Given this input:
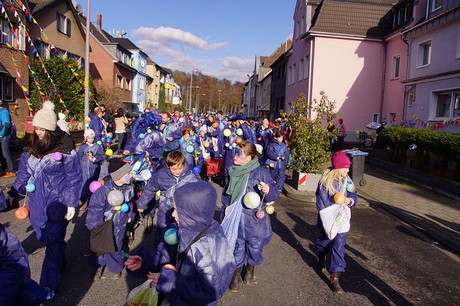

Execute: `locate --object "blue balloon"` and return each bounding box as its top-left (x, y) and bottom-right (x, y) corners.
top-left (192, 166), bottom-right (201, 175)
top-left (26, 183), bottom-right (36, 193)
top-left (120, 203), bottom-right (129, 213)
top-left (139, 133), bottom-right (145, 139)
top-left (106, 138), bottom-right (112, 144)
top-left (186, 145), bottom-right (194, 153)
top-left (164, 228), bottom-right (178, 245)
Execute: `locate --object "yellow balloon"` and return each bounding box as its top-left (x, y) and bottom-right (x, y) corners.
top-left (203, 141), bottom-right (210, 148)
top-left (114, 205), bottom-right (121, 211)
top-left (156, 190), bottom-right (161, 197)
top-left (105, 148), bottom-right (113, 156)
top-left (223, 129), bottom-right (231, 137)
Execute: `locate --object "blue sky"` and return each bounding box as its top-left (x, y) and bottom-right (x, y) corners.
top-left (77, 0), bottom-right (295, 83)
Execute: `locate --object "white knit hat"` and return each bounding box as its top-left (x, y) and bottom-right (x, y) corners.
top-left (33, 101), bottom-right (57, 131)
top-left (84, 128), bottom-right (95, 139)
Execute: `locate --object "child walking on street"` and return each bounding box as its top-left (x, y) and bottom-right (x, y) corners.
top-left (125, 180), bottom-right (236, 305)
top-left (265, 129), bottom-right (290, 193)
top-left (134, 151), bottom-right (199, 272)
top-left (77, 129), bottom-right (105, 211)
top-left (315, 151), bottom-right (358, 293)
top-left (85, 158), bottom-right (134, 280)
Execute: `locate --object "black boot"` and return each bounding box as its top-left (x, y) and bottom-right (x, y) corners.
top-left (330, 272), bottom-right (344, 294)
top-left (243, 264), bottom-right (255, 284)
top-left (229, 266), bottom-right (243, 292)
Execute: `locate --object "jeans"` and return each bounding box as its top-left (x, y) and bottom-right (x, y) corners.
top-left (0, 136), bottom-right (14, 172)
top-left (116, 132), bottom-right (126, 153)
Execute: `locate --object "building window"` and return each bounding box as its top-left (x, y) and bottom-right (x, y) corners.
top-left (305, 55), bottom-right (310, 79)
top-left (435, 90), bottom-right (460, 118)
top-left (432, 0), bottom-right (442, 12)
top-left (293, 63), bottom-right (296, 83)
top-left (1, 77), bottom-right (14, 101)
top-left (116, 75), bottom-right (124, 89)
top-left (18, 24), bottom-right (26, 51)
top-left (417, 40), bottom-right (431, 67)
top-left (126, 78), bottom-right (132, 91)
top-left (299, 58), bottom-right (304, 81)
top-left (56, 12), bottom-right (71, 36)
top-left (0, 18), bottom-right (12, 44)
top-left (139, 78), bottom-right (145, 90)
top-left (394, 3), bottom-right (413, 27)
top-left (288, 66), bottom-right (292, 85)
top-left (457, 29), bottom-right (460, 59)
top-left (372, 113), bottom-right (380, 123)
top-left (392, 56), bottom-right (400, 79)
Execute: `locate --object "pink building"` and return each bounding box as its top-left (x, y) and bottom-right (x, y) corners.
top-left (285, 0), bottom-right (460, 134)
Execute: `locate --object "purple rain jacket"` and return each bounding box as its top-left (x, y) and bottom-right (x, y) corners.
top-left (12, 150), bottom-right (82, 240)
top-left (221, 166), bottom-right (279, 264)
top-left (88, 112), bottom-right (106, 142)
top-left (124, 130), bottom-right (165, 160)
top-left (77, 143), bottom-right (106, 202)
top-left (156, 181), bottom-right (236, 305)
top-left (0, 224), bottom-right (54, 306)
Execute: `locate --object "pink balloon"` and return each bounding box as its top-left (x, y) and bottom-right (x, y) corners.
top-left (89, 181), bottom-right (102, 193)
top-left (53, 152), bottom-right (63, 161)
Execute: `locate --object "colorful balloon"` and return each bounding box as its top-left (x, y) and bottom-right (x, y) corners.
top-left (223, 129), bottom-right (231, 137)
top-left (203, 141), bottom-right (210, 148)
top-left (89, 181), bottom-right (102, 193)
top-left (164, 228), bottom-right (179, 245)
top-left (107, 190), bottom-right (124, 206)
top-left (97, 140), bottom-right (102, 145)
top-left (236, 128), bottom-right (243, 136)
top-left (120, 203), bottom-right (129, 213)
top-left (255, 209), bottom-right (265, 219)
top-left (346, 184), bottom-right (355, 192)
top-left (243, 192), bottom-right (260, 209)
top-left (139, 133), bottom-right (145, 139)
top-left (192, 166), bottom-right (201, 175)
top-left (105, 148), bottom-right (113, 156)
top-left (114, 205), bottom-right (121, 211)
top-left (186, 145), bottom-right (194, 153)
top-left (333, 192), bottom-right (346, 204)
top-left (15, 207), bottom-right (29, 220)
top-left (53, 152), bottom-right (62, 161)
top-left (265, 205), bottom-right (275, 214)
top-left (25, 183), bottom-right (36, 193)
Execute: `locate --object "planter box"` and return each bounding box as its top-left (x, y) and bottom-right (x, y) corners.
top-left (290, 171), bottom-right (321, 191)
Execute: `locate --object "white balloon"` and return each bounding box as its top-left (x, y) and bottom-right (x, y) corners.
top-left (243, 192), bottom-right (261, 209)
top-left (107, 190), bottom-right (124, 207)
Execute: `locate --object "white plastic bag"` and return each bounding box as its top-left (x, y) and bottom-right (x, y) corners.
top-left (126, 279), bottom-right (158, 304)
top-left (319, 204), bottom-right (351, 240)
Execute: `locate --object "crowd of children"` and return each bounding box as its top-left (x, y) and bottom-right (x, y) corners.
top-left (1, 102), bottom-right (358, 304)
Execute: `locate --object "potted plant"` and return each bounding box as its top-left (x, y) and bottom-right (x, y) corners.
top-left (285, 92), bottom-right (336, 190)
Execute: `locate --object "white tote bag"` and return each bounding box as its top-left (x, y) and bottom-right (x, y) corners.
top-left (319, 204), bottom-right (351, 240)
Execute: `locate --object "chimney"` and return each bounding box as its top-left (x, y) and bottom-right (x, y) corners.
top-left (96, 14), bottom-right (102, 30)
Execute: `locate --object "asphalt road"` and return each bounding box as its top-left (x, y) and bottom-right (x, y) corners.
top-left (2, 180), bottom-right (459, 306)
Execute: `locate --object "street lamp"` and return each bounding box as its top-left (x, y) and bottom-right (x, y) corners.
top-left (218, 89), bottom-right (222, 111)
top-left (196, 93), bottom-right (205, 114)
top-left (188, 69), bottom-right (198, 112)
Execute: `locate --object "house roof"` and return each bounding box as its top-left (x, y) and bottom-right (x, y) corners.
top-left (309, 0), bottom-right (395, 39)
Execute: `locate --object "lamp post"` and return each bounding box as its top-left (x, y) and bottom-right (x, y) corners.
top-left (218, 89), bottom-right (222, 111)
top-left (84, 0), bottom-right (91, 130)
top-left (189, 69), bottom-right (198, 112)
top-left (196, 93), bottom-right (205, 114)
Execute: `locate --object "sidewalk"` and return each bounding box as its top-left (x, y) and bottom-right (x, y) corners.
top-left (283, 165), bottom-right (460, 255)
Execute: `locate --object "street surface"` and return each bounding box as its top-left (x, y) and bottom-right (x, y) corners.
top-left (1, 180), bottom-right (459, 306)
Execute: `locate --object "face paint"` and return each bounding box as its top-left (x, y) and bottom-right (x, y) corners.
top-left (235, 147), bottom-right (244, 159)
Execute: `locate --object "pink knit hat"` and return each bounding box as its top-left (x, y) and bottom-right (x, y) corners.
top-left (331, 151), bottom-right (350, 169)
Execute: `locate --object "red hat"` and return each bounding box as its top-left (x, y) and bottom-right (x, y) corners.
top-left (331, 151), bottom-right (350, 169)
top-left (338, 118), bottom-right (344, 124)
